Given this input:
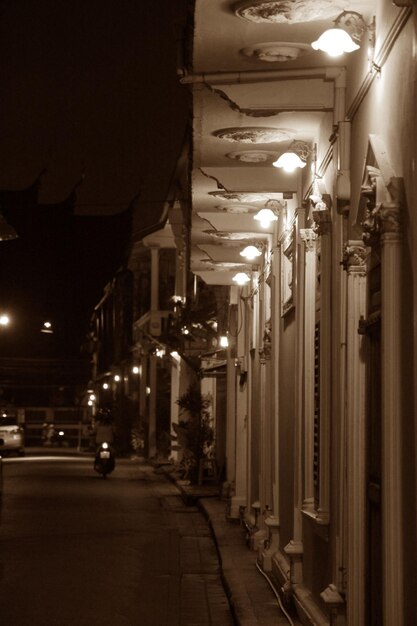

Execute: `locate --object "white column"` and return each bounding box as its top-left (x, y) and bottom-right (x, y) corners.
top-left (319, 229), bottom-right (331, 524)
top-left (284, 212), bottom-right (305, 583)
top-left (300, 228), bottom-right (317, 515)
top-left (345, 242), bottom-right (368, 626)
top-left (229, 291), bottom-right (247, 518)
top-left (362, 198), bottom-right (404, 625)
top-left (380, 203), bottom-right (403, 625)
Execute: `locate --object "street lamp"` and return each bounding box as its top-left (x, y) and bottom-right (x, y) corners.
top-left (0, 314), bottom-right (10, 326)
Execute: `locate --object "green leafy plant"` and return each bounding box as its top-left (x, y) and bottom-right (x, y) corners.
top-left (174, 382), bottom-right (214, 482)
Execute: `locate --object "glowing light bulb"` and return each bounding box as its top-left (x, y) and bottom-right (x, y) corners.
top-left (240, 245), bottom-right (262, 260)
top-left (253, 208), bottom-right (278, 228)
top-left (233, 272), bottom-right (251, 285)
top-left (273, 152), bottom-right (306, 172)
top-left (311, 28), bottom-right (359, 56)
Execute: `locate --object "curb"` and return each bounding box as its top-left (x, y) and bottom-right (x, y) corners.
top-left (155, 464), bottom-right (295, 626)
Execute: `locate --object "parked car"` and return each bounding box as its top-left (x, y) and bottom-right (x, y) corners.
top-left (0, 416), bottom-right (25, 456)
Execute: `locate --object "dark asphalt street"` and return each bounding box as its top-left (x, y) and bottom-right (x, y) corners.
top-left (0, 455), bottom-right (234, 626)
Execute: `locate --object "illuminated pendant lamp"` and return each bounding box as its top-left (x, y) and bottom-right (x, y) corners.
top-left (232, 272), bottom-right (251, 285)
top-left (311, 11), bottom-right (374, 57)
top-left (240, 245), bottom-right (262, 260)
top-left (253, 208), bottom-right (278, 228)
top-left (273, 141), bottom-right (314, 173)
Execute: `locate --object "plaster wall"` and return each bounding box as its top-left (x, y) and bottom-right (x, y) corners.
top-left (348, 13), bottom-right (417, 623)
top-left (278, 307), bottom-right (295, 548)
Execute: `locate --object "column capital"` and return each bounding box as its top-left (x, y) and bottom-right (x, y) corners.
top-left (362, 201), bottom-right (401, 247)
top-left (312, 201), bottom-right (331, 236)
top-left (300, 228), bottom-right (317, 251)
top-left (343, 241), bottom-right (369, 275)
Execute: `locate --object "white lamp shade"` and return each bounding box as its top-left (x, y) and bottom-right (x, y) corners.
top-left (240, 245), bottom-right (262, 260)
top-left (253, 208), bottom-right (278, 228)
top-left (311, 28), bottom-right (360, 56)
top-left (232, 272), bottom-right (251, 285)
top-left (272, 152), bottom-right (307, 172)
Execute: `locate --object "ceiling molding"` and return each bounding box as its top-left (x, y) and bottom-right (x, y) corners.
top-left (233, 0), bottom-right (345, 24)
top-left (240, 42), bottom-right (312, 63)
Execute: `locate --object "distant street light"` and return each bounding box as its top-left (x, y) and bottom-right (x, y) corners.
top-left (0, 314), bottom-right (10, 326)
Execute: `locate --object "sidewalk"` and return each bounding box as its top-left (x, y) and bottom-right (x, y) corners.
top-left (159, 465), bottom-right (299, 626)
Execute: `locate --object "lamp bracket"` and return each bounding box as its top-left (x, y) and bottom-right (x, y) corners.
top-left (334, 11), bottom-right (374, 45)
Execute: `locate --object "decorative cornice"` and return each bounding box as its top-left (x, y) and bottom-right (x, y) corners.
top-left (226, 150), bottom-right (278, 163)
top-left (212, 126), bottom-right (295, 144)
top-left (204, 230), bottom-right (260, 241)
top-left (234, 0), bottom-right (344, 24)
top-left (240, 41), bottom-right (311, 63)
top-left (215, 203), bottom-right (254, 214)
top-left (209, 190), bottom-right (284, 203)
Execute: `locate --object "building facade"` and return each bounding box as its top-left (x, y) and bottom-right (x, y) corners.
top-left (89, 2), bottom-right (416, 624)
top-left (174, 1), bottom-right (416, 625)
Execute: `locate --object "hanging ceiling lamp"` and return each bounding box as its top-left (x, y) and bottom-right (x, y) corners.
top-left (240, 245), bottom-right (262, 260)
top-left (253, 208), bottom-right (278, 228)
top-left (232, 272), bottom-right (251, 285)
top-left (311, 11), bottom-right (375, 57)
top-left (273, 141), bottom-right (315, 173)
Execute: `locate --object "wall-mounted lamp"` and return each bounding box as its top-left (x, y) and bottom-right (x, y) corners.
top-left (273, 141), bottom-right (316, 173)
top-left (253, 208), bottom-right (278, 228)
top-left (233, 272), bottom-right (251, 285)
top-left (311, 11), bottom-right (375, 57)
top-left (240, 245), bottom-right (262, 260)
top-left (114, 374), bottom-right (121, 382)
top-left (219, 335), bottom-right (229, 348)
top-left (102, 382), bottom-right (109, 390)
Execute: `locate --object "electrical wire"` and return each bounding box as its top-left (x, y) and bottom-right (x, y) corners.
top-left (255, 561), bottom-right (295, 626)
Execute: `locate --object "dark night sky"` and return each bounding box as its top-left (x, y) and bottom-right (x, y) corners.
top-left (0, 0), bottom-right (190, 358)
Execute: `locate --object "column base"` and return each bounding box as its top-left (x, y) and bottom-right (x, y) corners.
top-left (260, 515), bottom-right (280, 571)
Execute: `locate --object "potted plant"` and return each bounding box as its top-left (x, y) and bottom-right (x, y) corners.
top-left (173, 382), bottom-right (214, 483)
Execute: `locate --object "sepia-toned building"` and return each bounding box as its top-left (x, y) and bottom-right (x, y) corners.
top-left (89, 2), bottom-right (416, 624)
top-left (170, 1), bottom-right (416, 625)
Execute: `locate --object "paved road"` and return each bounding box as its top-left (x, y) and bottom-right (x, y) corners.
top-left (0, 455), bottom-right (234, 626)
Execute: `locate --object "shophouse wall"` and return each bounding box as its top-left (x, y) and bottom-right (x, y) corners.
top-left (278, 306), bottom-right (295, 549)
top-left (347, 12), bottom-right (417, 619)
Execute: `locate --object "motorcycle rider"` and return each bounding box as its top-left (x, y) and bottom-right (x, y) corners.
top-left (94, 407), bottom-right (115, 477)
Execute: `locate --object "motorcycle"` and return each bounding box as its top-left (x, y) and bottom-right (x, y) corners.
top-left (94, 442), bottom-right (115, 478)
top-left (42, 424), bottom-right (67, 447)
